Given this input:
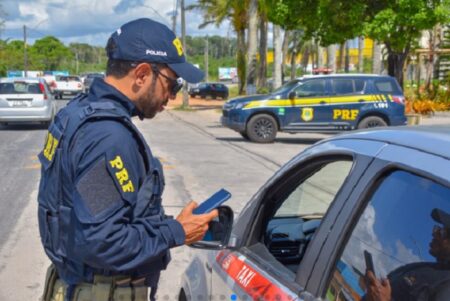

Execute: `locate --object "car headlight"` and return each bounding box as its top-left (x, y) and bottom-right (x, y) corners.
top-left (234, 102), bottom-right (249, 109)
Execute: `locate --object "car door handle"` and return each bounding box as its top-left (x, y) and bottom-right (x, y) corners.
top-left (205, 262), bottom-right (212, 273)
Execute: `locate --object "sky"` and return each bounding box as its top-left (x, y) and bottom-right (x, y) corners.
top-left (0, 0), bottom-right (232, 47)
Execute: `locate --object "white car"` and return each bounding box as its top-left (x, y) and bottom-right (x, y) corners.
top-left (54, 75), bottom-right (84, 99)
top-left (0, 77), bottom-right (56, 126)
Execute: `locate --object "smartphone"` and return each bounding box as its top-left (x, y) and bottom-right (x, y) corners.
top-left (364, 250), bottom-right (375, 276)
top-left (193, 189), bottom-right (231, 214)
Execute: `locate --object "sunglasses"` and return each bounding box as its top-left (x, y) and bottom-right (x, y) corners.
top-left (151, 64), bottom-right (184, 95)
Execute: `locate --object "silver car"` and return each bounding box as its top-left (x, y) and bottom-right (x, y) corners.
top-left (0, 77), bottom-right (56, 126)
top-left (180, 126), bottom-right (450, 301)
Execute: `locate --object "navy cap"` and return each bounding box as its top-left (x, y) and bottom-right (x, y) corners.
top-left (107, 18), bottom-right (204, 83)
top-left (432, 208), bottom-right (450, 228)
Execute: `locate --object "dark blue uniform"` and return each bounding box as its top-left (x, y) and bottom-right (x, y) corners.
top-left (37, 79), bottom-right (185, 289)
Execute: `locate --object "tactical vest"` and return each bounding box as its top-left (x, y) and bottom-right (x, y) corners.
top-left (37, 94), bottom-right (169, 285)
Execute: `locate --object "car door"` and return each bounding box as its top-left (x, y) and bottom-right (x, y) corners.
top-left (328, 78), bottom-right (366, 129)
top-left (210, 138), bottom-right (387, 300)
top-left (284, 78), bottom-right (331, 130)
top-left (304, 143), bottom-right (450, 301)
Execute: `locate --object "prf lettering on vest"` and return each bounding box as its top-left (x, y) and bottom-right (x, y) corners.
top-left (109, 155), bottom-right (134, 193)
top-left (43, 132), bottom-right (59, 161)
top-left (333, 109), bottom-right (359, 120)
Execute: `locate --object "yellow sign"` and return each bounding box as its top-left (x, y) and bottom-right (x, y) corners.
top-left (109, 155), bottom-right (134, 193)
top-left (333, 109), bottom-right (359, 120)
top-left (43, 132), bottom-right (59, 162)
top-left (301, 108), bottom-right (314, 122)
top-left (173, 38), bottom-right (183, 56)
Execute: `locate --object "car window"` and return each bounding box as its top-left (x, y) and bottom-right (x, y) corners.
top-left (331, 79), bottom-right (366, 95)
top-left (325, 170), bottom-right (450, 301)
top-left (0, 82), bottom-right (42, 94)
top-left (374, 78), bottom-right (402, 94)
top-left (332, 79), bottom-right (354, 95)
top-left (294, 79), bottom-right (327, 97)
top-left (257, 160), bottom-right (353, 276)
top-left (275, 161), bottom-right (353, 218)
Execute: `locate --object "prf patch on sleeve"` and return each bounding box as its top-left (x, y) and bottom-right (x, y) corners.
top-left (43, 132), bottom-right (59, 162)
top-left (109, 155), bottom-right (134, 193)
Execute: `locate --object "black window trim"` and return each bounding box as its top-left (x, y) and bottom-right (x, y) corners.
top-left (311, 157), bottom-right (450, 297)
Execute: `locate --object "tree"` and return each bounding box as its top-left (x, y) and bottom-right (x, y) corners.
top-left (246, 0), bottom-right (258, 94)
top-left (29, 36), bottom-right (73, 71)
top-left (188, 0), bottom-right (249, 94)
top-left (364, 0), bottom-right (450, 86)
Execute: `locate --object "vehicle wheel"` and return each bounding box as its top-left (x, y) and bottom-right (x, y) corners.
top-left (200, 95), bottom-right (206, 99)
top-left (223, 94), bottom-right (228, 100)
top-left (246, 114), bottom-right (278, 143)
top-left (357, 116), bottom-right (388, 129)
top-left (239, 132), bottom-right (250, 140)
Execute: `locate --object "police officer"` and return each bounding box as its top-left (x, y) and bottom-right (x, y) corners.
top-left (365, 208), bottom-right (450, 301)
top-left (37, 18), bottom-right (218, 301)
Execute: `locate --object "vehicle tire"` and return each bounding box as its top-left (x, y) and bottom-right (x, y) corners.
top-left (239, 132), bottom-right (250, 140)
top-left (357, 116), bottom-right (388, 129)
top-left (246, 114), bottom-right (278, 143)
top-left (223, 94), bottom-right (228, 100)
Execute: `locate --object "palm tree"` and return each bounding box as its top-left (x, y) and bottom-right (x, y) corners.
top-left (246, 0), bottom-right (258, 94)
top-left (188, 0), bottom-right (249, 94)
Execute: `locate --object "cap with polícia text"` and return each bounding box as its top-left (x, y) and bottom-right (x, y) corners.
top-left (106, 18), bottom-right (204, 83)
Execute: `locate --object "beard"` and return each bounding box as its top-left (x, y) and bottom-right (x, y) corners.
top-left (136, 83), bottom-right (166, 119)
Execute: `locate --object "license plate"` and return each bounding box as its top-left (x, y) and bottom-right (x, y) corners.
top-left (11, 101), bottom-right (28, 107)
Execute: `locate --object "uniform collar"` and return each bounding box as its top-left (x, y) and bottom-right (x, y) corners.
top-left (89, 78), bottom-right (144, 119)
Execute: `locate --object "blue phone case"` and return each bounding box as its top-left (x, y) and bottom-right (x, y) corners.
top-left (193, 189), bottom-right (231, 214)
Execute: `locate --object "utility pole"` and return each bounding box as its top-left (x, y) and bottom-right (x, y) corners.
top-left (172, 0), bottom-right (178, 33)
top-left (23, 25), bottom-right (28, 77)
top-left (205, 36), bottom-right (209, 82)
top-left (180, 0), bottom-right (189, 107)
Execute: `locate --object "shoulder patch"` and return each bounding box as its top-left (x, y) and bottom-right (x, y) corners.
top-left (76, 157), bottom-right (122, 216)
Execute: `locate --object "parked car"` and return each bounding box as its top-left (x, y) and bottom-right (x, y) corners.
top-left (83, 73), bottom-right (105, 93)
top-left (189, 82), bottom-right (229, 99)
top-left (222, 74), bottom-right (407, 143)
top-left (180, 126), bottom-right (450, 301)
top-left (53, 75), bottom-right (84, 99)
top-left (0, 77), bottom-right (56, 126)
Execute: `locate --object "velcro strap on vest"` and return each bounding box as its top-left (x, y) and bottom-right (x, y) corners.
top-left (79, 102), bottom-right (118, 119)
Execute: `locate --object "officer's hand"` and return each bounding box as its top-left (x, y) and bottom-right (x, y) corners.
top-left (365, 271), bottom-right (392, 301)
top-left (176, 201), bottom-right (219, 245)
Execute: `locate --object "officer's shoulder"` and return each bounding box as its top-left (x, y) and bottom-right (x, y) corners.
top-left (76, 119), bottom-right (139, 150)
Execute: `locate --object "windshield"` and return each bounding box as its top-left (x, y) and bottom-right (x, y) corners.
top-left (271, 80), bottom-right (300, 95)
top-left (0, 82), bottom-right (42, 94)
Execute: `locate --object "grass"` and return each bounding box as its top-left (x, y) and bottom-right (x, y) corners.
top-left (172, 104), bottom-right (196, 112)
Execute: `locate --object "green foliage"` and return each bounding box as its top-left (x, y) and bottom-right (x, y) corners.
top-left (29, 36), bottom-right (73, 70)
top-left (365, 1), bottom-right (449, 53)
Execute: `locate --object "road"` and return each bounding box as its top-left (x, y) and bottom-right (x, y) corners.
top-left (0, 99), bottom-right (447, 300)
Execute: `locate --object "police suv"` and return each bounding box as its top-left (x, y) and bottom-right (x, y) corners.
top-left (221, 74), bottom-right (407, 143)
top-left (180, 126), bottom-right (450, 301)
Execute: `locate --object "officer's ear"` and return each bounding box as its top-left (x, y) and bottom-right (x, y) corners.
top-left (133, 63), bottom-right (152, 86)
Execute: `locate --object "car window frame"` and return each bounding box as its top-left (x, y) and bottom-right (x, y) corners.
top-left (230, 139), bottom-right (387, 293)
top-left (309, 144), bottom-right (450, 298)
top-left (331, 78), bottom-right (366, 95)
top-left (294, 78), bottom-right (329, 98)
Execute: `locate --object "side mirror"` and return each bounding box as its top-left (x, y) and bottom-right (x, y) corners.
top-left (288, 91), bottom-right (296, 100)
top-left (189, 206), bottom-right (234, 250)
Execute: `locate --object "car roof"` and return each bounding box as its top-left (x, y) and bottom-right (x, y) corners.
top-left (329, 126), bottom-right (450, 160)
top-left (0, 77), bottom-right (42, 83)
